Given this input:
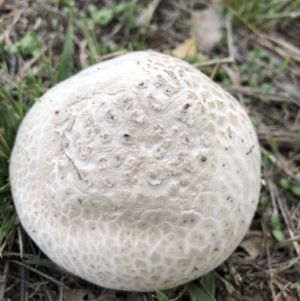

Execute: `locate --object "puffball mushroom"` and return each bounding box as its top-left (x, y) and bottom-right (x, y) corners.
top-left (10, 51), bottom-right (260, 291)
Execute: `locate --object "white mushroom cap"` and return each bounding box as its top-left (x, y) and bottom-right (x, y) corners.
top-left (10, 51), bottom-right (261, 291)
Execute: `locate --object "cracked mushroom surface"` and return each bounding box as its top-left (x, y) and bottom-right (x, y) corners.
top-left (10, 51), bottom-right (261, 291)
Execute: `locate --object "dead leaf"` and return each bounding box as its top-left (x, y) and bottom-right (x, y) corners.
top-left (240, 236), bottom-right (263, 258)
top-left (172, 38), bottom-right (207, 62)
top-left (240, 230), bottom-right (274, 257)
top-left (172, 38), bottom-right (197, 60)
top-left (192, 7), bottom-right (223, 52)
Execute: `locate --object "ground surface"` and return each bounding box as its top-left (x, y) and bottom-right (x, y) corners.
top-left (0, 0), bottom-right (300, 301)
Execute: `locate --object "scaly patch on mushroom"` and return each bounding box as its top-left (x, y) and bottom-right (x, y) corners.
top-left (10, 51), bottom-right (261, 291)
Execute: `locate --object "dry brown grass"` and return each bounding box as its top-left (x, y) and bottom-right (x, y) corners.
top-left (0, 0), bottom-right (299, 300)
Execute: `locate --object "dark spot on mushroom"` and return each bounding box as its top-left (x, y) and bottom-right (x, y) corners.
top-left (246, 145), bottom-right (255, 155)
top-left (183, 103), bottom-right (190, 109)
top-left (55, 111), bottom-right (59, 114)
top-left (201, 156), bottom-right (207, 162)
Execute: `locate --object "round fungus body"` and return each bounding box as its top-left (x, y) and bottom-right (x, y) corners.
top-left (10, 51), bottom-right (261, 291)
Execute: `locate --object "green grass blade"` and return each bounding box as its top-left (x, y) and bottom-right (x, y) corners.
top-left (0, 137), bottom-right (9, 153)
top-left (0, 86), bottom-right (20, 117)
top-left (186, 282), bottom-right (214, 301)
top-left (0, 210), bottom-right (16, 257)
top-left (25, 258), bottom-right (52, 268)
top-left (0, 183), bottom-right (10, 194)
top-left (0, 149), bottom-right (8, 159)
top-left (156, 291), bottom-right (169, 301)
top-left (47, 43), bottom-right (56, 86)
top-left (17, 83), bottom-right (24, 120)
top-left (202, 272), bottom-right (215, 296)
top-left (80, 20), bottom-right (96, 65)
top-left (57, 21), bottom-right (73, 83)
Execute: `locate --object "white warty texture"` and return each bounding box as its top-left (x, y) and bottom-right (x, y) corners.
top-left (10, 51), bottom-right (261, 291)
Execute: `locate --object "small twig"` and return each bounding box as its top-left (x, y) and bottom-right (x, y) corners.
top-left (277, 193), bottom-right (300, 256)
top-left (193, 57), bottom-right (234, 67)
top-left (10, 260), bottom-right (68, 288)
top-left (273, 281), bottom-right (291, 301)
top-left (17, 227), bottom-right (23, 259)
top-left (0, 229), bottom-right (16, 301)
top-left (102, 23), bottom-right (123, 43)
top-left (170, 286), bottom-right (186, 301)
top-left (36, 0), bottom-right (68, 18)
top-left (28, 285), bottom-right (43, 299)
top-left (214, 272), bottom-right (241, 295)
top-left (45, 289), bottom-right (54, 301)
top-left (18, 45), bottom-right (49, 79)
top-left (261, 147), bottom-right (300, 183)
top-left (269, 256), bottom-right (300, 274)
top-left (136, 0), bottom-right (162, 26)
top-left (99, 50), bottom-right (129, 62)
top-left (19, 227), bottom-right (27, 301)
top-left (261, 220), bottom-right (276, 299)
top-left (210, 63), bottom-right (220, 80)
top-left (257, 36), bottom-right (300, 65)
top-left (200, 281), bottom-right (217, 301)
top-left (143, 294), bottom-right (148, 301)
top-left (0, 259), bottom-right (10, 301)
top-left (59, 286), bottom-right (64, 301)
top-left (223, 85), bottom-right (299, 105)
top-left (266, 180), bottom-right (279, 215)
top-left (225, 15), bottom-right (235, 61)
